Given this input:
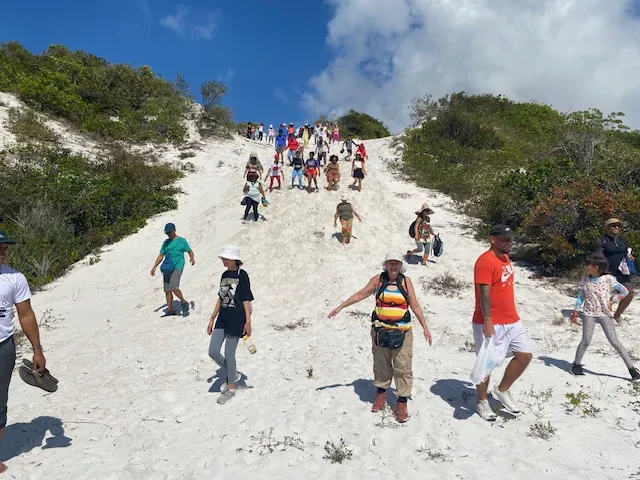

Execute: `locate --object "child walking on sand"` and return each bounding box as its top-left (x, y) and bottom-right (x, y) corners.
top-left (570, 254), bottom-right (640, 381)
top-left (265, 155), bottom-right (283, 192)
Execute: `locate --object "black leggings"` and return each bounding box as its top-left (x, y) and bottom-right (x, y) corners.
top-left (243, 198), bottom-right (259, 221)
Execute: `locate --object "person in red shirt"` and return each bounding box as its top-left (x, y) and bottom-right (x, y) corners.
top-left (286, 135), bottom-right (299, 166)
top-left (472, 224), bottom-right (532, 422)
top-left (356, 142), bottom-right (368, 159)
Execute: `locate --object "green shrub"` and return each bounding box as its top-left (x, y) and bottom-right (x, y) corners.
top-left (6, 106), bottom-right (60, 144)
top-left (0, 144), bottom-right (182, 288)
top-left (337, 109), bottom-right (391, 139)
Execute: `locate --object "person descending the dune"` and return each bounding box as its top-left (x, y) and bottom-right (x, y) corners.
top-left (245, 152), bottom-right (264, 179)
top-left (267, 124), bottom-right (275, 144)
top-left (314, 123), bottom-right (321, 145)
top-left (473, 224), bottom-right (532, 422)
top-left (407, 204), bottom-right (436, 265)
top-left (305, 151), bottom-right (320, 193)
top-left (316, 137), bottom-right (329, 167)
top-left (570, 254), bottom-right (640, 381)
top-left (328, 252), bottom-right (432, 423)
top-left (286, 134), bottom-right (300, 166)
top-left (334, 194), bottom-right (361, 244)
top-left (356, 142), bottom-right (368, 160)
top-left (325, 154), bottom-right (341, 191)
top-left (302, 124), bottom-right (310, 149)
top-left (288, 122), bottom-right (295, 136)
top-left (151, 223), bottom-right (195, 316)
top-left (208, 245), bottom-right (254, 405)
top-left (246, 123), bottom-right (252, 139)
top-left (351, 151), bottom-right (366, 192)
top-left (341, 137), bottom-right (358, 161)
top-left (291, 146), bottom-right (305, 190)
top-left (0, 231), bottom-right (49, 473)
top-left (275, 129), bottom-right (287, 162)
top-left (242, 170), bottom-right (267, 222)
top-left (258, 123), bottom-right (264, 142)
top-left (332, 124), bottom-right (340, 144)
top-left (265, 154), bottom-right (284, 192)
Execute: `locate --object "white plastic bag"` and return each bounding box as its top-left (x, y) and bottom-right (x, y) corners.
top-left (470, 337), bottom-right (502, 384)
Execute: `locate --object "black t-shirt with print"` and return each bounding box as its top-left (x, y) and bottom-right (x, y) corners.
top-left (215, 269), bottom-right (254, 337)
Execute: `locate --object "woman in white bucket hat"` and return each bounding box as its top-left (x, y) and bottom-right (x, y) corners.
top-left (328, 251), bottom-right (432, 423)
top-left (207, 245), bottom-right (254, 405)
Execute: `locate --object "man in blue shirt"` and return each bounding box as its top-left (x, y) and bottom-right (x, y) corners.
top-left (150, 223), bottom-right (195, 316)
top-left (274, 129), bottom-right (287, 162)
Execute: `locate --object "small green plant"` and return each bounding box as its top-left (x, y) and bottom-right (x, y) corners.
top-left (425, 272), bottom-right (468, 298)
top-left (564, 389), bottom-right (600, 417)
top-left (306, 366), bottom-right (314, 379)
top-left (416, 445), bottom-right (449, 462)
top-left (272, 318), bottom-right (308, 331)
top-left (237, 428), bottom-right (305, 456)
top-left (323, 438), bottom-right (353, 464)
top-left (521, 386), bottom-right (554, 420)
top-left (178, 151), bottom-right (196, 159)
top-left (374, 405), bottom-right (401, 430)
top-left (6, 107), bottom-right (60, 144)
top-left (459, 340), bottom-right (476, 353)
top-left (528, 421), bottom-right (557, 441)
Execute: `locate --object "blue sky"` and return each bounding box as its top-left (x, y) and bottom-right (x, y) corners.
top-left (0, 0), bottom-right (334, 127)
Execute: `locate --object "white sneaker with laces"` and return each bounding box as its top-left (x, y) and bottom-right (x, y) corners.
top-left (476, 400), bottom-right (497, 422)
top-left (220, 373), bottom-right (242, 393)
top-left (492, 387), bottom-right (522, 413)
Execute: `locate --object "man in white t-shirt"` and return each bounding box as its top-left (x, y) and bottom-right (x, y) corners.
top-left (0, 230), bottom-right (47, 473)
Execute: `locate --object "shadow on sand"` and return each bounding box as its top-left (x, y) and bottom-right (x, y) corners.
top-left (0, 416), bottom-right (72, 463)
top-left (538, 355), bottom-right (629, 381)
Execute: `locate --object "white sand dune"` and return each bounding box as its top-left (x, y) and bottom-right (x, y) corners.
top-left (3, 125), bottom-right (640, 479)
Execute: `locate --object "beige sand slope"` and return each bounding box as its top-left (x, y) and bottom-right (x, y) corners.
top-left (3, 125), bottom-right (640, 479)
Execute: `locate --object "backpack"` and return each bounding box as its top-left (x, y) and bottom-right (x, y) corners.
top-left (376, 272), bottom-right (409, 303)
top-left (160, 240), bottom-right (174, 274)
top-left (432, 234), bottom-right (443, 257)
top-left (408, 220), bottom-right (416, 238)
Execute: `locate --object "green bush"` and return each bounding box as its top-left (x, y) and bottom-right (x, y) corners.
top-left (403, 91), bottom-right (640, 275)
top-left (337, 109), bottom-right (391, 139)
top-left (6, 106), bottom-right (60, 144)
top-left (0, 41), bottom-right (233, 143)
top-left (0, 144), bottom-right (182, 287)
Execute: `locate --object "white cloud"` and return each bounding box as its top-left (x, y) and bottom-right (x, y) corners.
top-left (160, 5), bottom-right (217, 40)
top-left (304, 0), bottom-right (640, 132)
top-left (218, 68), bottom-right (236, 84)
top-left (273, 88), bottom-right (289, 102)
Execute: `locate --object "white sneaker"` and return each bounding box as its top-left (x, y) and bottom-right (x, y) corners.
top-left (492, 387), bottom-right (522, 413)
top-left (217, 389), bottom-right (236, 405)
top-left (220, 373), bottom-right (242, 393)
top-left (476, 400), bottom-right (497, 422)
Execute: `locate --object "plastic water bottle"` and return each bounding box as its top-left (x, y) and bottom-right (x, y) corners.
top-left (243, 335), bottom-right (257, 354)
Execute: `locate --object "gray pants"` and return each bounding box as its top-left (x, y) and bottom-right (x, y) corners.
top-left (0, 336), bottom-right (16, 428)
top-left (574, 315), bottom-right (634, 368)
top-left (208, 329), bottom-right (240, 383)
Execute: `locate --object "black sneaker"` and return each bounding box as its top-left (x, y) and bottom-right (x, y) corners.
top-left (571, 363), bottom-right (584, 376)
top-left (629, 367), bottom-right (640, 382)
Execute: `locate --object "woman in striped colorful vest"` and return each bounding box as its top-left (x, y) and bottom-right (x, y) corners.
top-left (327, 252), bottom-right (432, 423)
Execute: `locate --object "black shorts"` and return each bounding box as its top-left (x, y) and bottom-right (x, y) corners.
top-left (0, 336), bottom-right (16, 428)
top-left (215, 313), bottom-right (246, 337)
top-left (353, 168), bottom-right (365, 179)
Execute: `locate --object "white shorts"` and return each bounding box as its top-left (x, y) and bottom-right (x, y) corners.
top-left (472, 321), bottom-right (531, 358)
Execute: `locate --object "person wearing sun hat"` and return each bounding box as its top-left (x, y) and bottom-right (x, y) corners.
top-left (595, 218), bottom-right (636, 322)
top-left (328, 251), bottom-right (432, 423)
top-left (207, 245), bottom-right (254, 405)
top-left (334, 194), bottom-right (362, 245)
top-left (150, 223), bottom-right (195, 316)
top-left (407, 203), bottom-right (437, 265)
top-left (0, 230), bottom-right (50, 472)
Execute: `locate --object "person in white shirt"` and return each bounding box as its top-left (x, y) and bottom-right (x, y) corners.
top-left (267, 125), bottom-right (275, 144)
top-left (0, 230), bottom-right (47, 473)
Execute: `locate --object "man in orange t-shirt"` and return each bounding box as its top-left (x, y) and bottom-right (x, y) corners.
top-left (472, 224), bottom-right (532, 422)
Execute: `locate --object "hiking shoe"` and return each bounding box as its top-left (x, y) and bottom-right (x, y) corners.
top-left (476, 400), bottom-right (497, 422)
top-left (371, 391), bottom-right (387, 412)
top-left (571, 363), bottom-right (585, 376)
top-left (630, 367), bottom-right (640, 382)
top-left (396, 402), bottom-right (409, 423)
top-left (491, 387), bottom-right (522, 413)
top-left (217, 389), bottom-right (236, 405)
top-left (220, 373), bottom-right (242, 393)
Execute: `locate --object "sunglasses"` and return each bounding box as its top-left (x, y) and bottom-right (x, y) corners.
top-left (609, 224), bottom-right (622, 228)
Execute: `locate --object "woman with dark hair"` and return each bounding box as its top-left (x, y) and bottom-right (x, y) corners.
top-left (595, 218), bottom-right (636, 322)
top-left (242, 171), bottom-right (266, 222)
top-left (325, 154), bottom-right (341, 191)
top-left (208, 245), bottom-right (254, 404)
top-left (570, 254), bottom-right (640, 381)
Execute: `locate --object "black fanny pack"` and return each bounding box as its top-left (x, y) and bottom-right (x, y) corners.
top-left (373, 325), bottom-right (406, 349)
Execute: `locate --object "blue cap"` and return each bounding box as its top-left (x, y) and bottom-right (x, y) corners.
top-left (164, 223), bottom-right (176, 233)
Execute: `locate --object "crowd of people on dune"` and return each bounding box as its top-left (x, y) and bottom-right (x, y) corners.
top-left (0, 132), bottom-right (639, 472)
